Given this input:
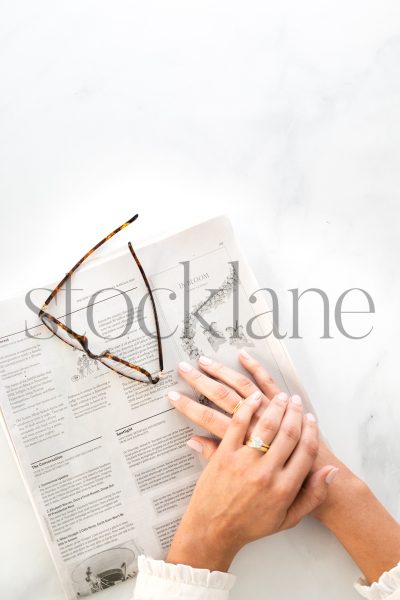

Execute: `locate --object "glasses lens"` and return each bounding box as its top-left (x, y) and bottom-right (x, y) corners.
top-left (99, 355), bottom-right (157, 383)
top-left (41, 235), bottom-right (163, 384)
top-left (85, 254), bottom-right (162, 381)
top-left (42, 315), bottom-right (83, 351)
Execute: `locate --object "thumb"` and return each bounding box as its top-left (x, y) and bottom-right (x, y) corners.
top-left (283, 465), bottom-right (339, 529)
top-left (187, 436), bottom-right (219, 460)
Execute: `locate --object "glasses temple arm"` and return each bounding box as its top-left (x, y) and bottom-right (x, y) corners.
top-left (128, 241), bottom-right (164, 372)
top-left (39, 214), bottom-right (139, 313)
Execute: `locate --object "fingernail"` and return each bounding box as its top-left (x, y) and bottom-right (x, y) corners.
top-left (239, 349), bottom-right (252, 360)
top-left (199, 356), bottom-right (213, 366)
top-left (179, 361), bottom-right (193, 372)
top-left (291, 395), bottom-right (302, 405)
top-left (325, 467), bottom-right (339, 485)
top-left (247, 390), bottom-right (262, 405)
top-left (306, 412), bottom-right (317, 422)
top-left (277, 392), bottom-right (288, 403)
top-left (168, 391), bottom-right (181, 403)
top-left (187, 439), bottom-right (203, 453)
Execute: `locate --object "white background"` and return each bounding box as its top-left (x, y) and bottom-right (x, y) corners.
top-left (1, 1), bottom-right (400, 599)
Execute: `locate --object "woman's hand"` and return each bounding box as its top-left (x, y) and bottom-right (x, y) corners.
top-left (170, 352), bottom-right (400, 583)
top-left (168, 352), bottom-right (342, 520)
top-left (167, 387), bottom-right (336, 572)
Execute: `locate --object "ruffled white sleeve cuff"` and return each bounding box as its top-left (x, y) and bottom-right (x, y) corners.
top-left (355, 562), bottom-right (400, 599)
top-left (133, 555), bottom-right (236, 600)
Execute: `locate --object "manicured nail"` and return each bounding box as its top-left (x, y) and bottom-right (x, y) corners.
top-left (325, 467), bottom-right (339, 485)
top-left (168, 391), bottom-right (181, 403)
top-left (247, 390), bottom-right (262, 405)
top-left (239, 349), bottom-right (252, 360)
top-left (199, 356), bottom-right (213, 366)
top-left (291, 395), bottom-right (302, 405)
top-left (179, 361), bottom-right (193, 372)
top-left (277, 392), bottom-right (288, 403)
top-left (187, 439), bottom-right (203, 453)
top-left (306, 412), bottom-right (317, 422)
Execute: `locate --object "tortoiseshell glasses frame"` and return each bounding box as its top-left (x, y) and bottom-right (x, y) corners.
top-left (38, 214), bottom-right (164, 384)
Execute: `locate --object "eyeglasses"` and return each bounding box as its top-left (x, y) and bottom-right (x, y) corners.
top-left (39, 215), bottom-right (164, 384)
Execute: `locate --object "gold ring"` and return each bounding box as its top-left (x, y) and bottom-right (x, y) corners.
top-left (232, 399), bottom-right (245, 415)
top-left (246, 436), bottom-right (270, 454)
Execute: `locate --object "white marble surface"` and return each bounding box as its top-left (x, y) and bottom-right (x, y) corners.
top-left (1, 1), bottom-right (400, 599)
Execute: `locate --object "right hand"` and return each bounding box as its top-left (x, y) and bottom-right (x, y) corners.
top-left (170, 353), bottom-right (400, 584)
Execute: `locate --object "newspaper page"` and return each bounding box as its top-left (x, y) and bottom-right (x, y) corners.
top-left (0, 215), bottom-right (311, 599)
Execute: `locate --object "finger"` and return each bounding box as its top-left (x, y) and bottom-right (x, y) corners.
top-left (198, 356), bottom-right (270, 410)
top-left (284, 413), bottom-right (319, 485)
top-left (168, 391), bottom-right (260, 443)
top-left (186, 436), bottom-right (219, 461)
top-left (168, 391), bottom-right (230, 438)
top-left (178, 361), bottom-right (242, 414)
top-left (248, 392), bottom-right (289, 448)
top-left (238, 350), bottom-right (281, 399)
top-left (264, 395), bottom-right (303, 465)
top-left (220, 390), bottom-right (263, 451)
top-left (283, 466), bottom-right (339, 529)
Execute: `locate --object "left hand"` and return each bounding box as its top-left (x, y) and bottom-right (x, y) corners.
top-left (168, 352), bottom-right (304, 458)
top-left (166, 357), bottom-right (337, 571)
top-left (168, 352), bottom-right (343, 522)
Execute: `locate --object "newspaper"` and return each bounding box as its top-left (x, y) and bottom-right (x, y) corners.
top-left (0, 215), bottom-right (311, 599)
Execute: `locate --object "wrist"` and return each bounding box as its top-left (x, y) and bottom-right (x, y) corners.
top-left (314, 473), bottom-right (400, 584)
top-left (314, 468), bottom-right (368, 531)
top-left (167, 513), bottom-right (240, 572)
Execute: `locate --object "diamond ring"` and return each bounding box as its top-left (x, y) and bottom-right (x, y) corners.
top-left (246, 436), bottom-right (270, 454)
